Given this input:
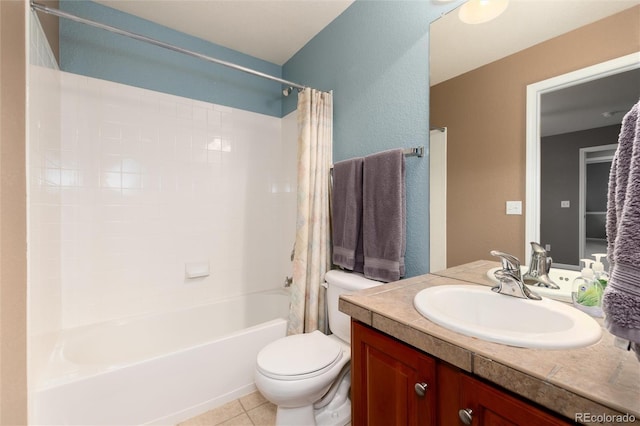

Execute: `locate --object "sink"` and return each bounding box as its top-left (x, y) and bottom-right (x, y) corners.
top-left (486, 266), bottom-right (580, 303)
top-left (413, 284), bottom-right (602, 349)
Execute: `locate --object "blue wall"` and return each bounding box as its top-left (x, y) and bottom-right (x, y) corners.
top-left (59, 0), bottom-right (283, 117)
top-left (284, 0), bottom-right (462, 276)
top-left (58, 0), bottom-right (463, 277)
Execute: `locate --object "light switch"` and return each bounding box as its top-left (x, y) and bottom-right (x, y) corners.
top-left (506, 201), bottom-right (522, 215)
top-left (561, 200), bottom-right (570, 208)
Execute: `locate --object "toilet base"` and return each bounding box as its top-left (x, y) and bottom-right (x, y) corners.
top-left (314, 365), bottom-right (351, 426)
top-left (274, 397), bottom-right (351, 426)
top-left (273, 368), bottom-right (352, 426)
top-left (314, 398), bottom-right (350, 426)
top-left (275, 405), bottom-right (315, 426)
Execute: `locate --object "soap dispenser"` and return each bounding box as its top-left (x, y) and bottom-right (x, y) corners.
top-left (571, 259), bottom-right (603, 317)
top-left (591, 253), bottom-right (609, 289)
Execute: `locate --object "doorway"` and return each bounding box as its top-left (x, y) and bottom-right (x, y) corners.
top-left (525, 52), bottom-right (640, 265)
top-left (579, 144), bottom-right (616, 268)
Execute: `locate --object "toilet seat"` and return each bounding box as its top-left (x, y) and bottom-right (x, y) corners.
top-left (257, 330), bottom-right (343, 381)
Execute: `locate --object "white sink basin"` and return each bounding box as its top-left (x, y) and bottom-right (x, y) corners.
top-left (486, 266), bottom-right (580, 303)
top-left (414, 285), bottom-right (602, 349)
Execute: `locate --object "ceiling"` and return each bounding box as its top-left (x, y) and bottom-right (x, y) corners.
top-left (430, 0), bottom-right (640, 85)
top-left (430, 0), bottom-right (640, 136)
top-left (92, 0), bottom-right (639, 136)
top-left (540, 68), bottom-right (640, 137)
top-left (94, 0), bottom-right (354, 66)
top-left (94, 1), bottom-right (638, 79)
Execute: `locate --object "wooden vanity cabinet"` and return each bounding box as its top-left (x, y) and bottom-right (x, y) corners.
top-left (351, 321), bottom-right (571, 426)
top-left (351, 320), bottom-right (437, 426)
top-left (457, 372), bottom-right (571, 425)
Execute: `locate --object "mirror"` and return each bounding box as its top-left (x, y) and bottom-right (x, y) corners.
top-left (525, 57), bottom-right (640, 269)
top-left (429, 1), bottom-right (640, 268)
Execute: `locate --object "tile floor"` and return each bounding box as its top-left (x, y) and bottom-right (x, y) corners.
top-left (177, 390), bottom-right (352, 426)
top-left (177, 391), bottom-right (276, 426)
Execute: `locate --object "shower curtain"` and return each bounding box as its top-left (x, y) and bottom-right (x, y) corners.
top-left (287, 88), bottom-right (333, 335)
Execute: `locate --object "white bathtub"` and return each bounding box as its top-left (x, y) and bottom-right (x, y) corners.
top-left (32, 289), bottom-right (290, 425)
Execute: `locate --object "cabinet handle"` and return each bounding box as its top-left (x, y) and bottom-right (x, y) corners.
top-left (414, 382), bottom-right (428, 397)
top-left (458, 408), bottom-right (474, 425)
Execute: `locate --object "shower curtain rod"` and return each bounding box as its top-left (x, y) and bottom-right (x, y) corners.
top-left (30, 1), bottom-right (320, 93)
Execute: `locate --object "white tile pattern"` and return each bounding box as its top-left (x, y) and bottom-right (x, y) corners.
top-left (29, 12), bottom-right (59, 69)
top-left (29, 68), bottom-right (296, 331)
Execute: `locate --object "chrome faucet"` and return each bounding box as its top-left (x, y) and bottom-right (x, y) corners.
top-left (490, 250), bottom-right (521, 278)
top-left (522, 242), bottom-right (559, 289)
top-left (490, 250), bottom-right (542, 300)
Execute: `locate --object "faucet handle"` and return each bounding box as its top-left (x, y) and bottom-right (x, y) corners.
top-left (490, 250), bottom-right (521, 279)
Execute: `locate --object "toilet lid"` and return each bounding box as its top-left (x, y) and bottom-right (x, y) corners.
top-left (257, 330), bottom-right (343, 380)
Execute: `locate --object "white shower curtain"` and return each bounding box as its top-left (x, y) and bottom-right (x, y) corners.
top-left (287, 88), bottom-right (333, 335)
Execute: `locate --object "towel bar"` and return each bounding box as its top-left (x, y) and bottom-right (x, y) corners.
top-left (404, 146), bottom-right (424, 158)
top-left (330, 146), bottom-right (424, 170)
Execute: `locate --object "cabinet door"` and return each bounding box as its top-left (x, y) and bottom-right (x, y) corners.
top-left (436, 361), bottom-right (465, 425)
top-left (458, 374), bottom-right (571, 426)
top-left (351, 321), bottom-right (436, 426)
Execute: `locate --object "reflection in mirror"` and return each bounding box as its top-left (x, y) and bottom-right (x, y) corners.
top-left (526, 56), bottom-right (640, 270)
top-left (430, 1), bottom-right (640, 268)
top-left (538, 68), bottom-right (640, 270)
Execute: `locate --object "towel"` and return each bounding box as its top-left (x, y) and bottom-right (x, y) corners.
top-left (331, 158), bottom-right (364, 272)
top-left (362, 149), bottom-right (406, 282)
top-left (603, 99), bottom-right (640, 361)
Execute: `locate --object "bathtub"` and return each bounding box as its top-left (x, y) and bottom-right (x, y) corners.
top-left (32, 289), bottom-right (290, 425)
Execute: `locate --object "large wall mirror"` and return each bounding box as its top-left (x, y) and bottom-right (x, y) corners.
top-left (525, 56), bottom-right (640, 270)
top-left (430, 0), bottom-right (640, 269)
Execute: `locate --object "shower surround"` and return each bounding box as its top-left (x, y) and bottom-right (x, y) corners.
top-left (30, 67), bottom-right (296, 330)
top-left (28, 11), bottom-right (297, 423)
top-left (28, 60), bottom-right (296, 384)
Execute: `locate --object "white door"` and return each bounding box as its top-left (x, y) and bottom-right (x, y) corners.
top-left (430, 128), bottom-right (447, 272)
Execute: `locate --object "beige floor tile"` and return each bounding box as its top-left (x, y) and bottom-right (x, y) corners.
top-left (177, 400), bottom-right (244, 426)
top-left (217, 413), bottom-right (254, 426)
top-left (246, 401), bottom-right (277, 426)
top-left (239, 391), bottom-right (268, 411)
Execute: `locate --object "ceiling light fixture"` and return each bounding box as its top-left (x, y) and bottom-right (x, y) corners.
top-left (458, 0), bottom-right (509, 25)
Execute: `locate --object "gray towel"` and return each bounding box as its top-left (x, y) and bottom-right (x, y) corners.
top-left (331, 158), bottom-right (364, 272)
top-left (603, 99), bottom-right (640, 360)
top-left (363, 149), bottom-right (406, 282)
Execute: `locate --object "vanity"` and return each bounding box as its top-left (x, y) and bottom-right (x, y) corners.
top-left (339, 260), bottom-right (640, 425)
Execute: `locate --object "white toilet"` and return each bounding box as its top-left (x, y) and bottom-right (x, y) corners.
top-left (255, 270), bottom-right (381, 426)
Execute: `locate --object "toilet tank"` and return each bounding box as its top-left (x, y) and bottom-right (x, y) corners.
top-left (325, 270), bottom-right (382, 343)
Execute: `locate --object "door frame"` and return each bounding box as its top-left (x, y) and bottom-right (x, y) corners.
top-left (429, 127), bottom-right (447, 272)
top-left (578, 144), bottom-right (616, 260)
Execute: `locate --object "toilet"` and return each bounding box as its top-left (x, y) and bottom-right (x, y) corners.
top-left (255, 270), bottom-right (381, 426)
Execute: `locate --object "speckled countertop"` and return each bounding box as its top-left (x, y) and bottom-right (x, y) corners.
top-left (339, 260), bottom-right (640, 424)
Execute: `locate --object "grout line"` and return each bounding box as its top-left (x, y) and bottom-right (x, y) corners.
top-left (179, 391), bottom-right (274, 426)
top-left (241, 399), bottom-right (252, 426)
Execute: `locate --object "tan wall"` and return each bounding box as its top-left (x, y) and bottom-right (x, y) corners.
top-left (431, 6), bottom-right (640, 267)
top-left (0, 0), bottom-right (28, 424)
